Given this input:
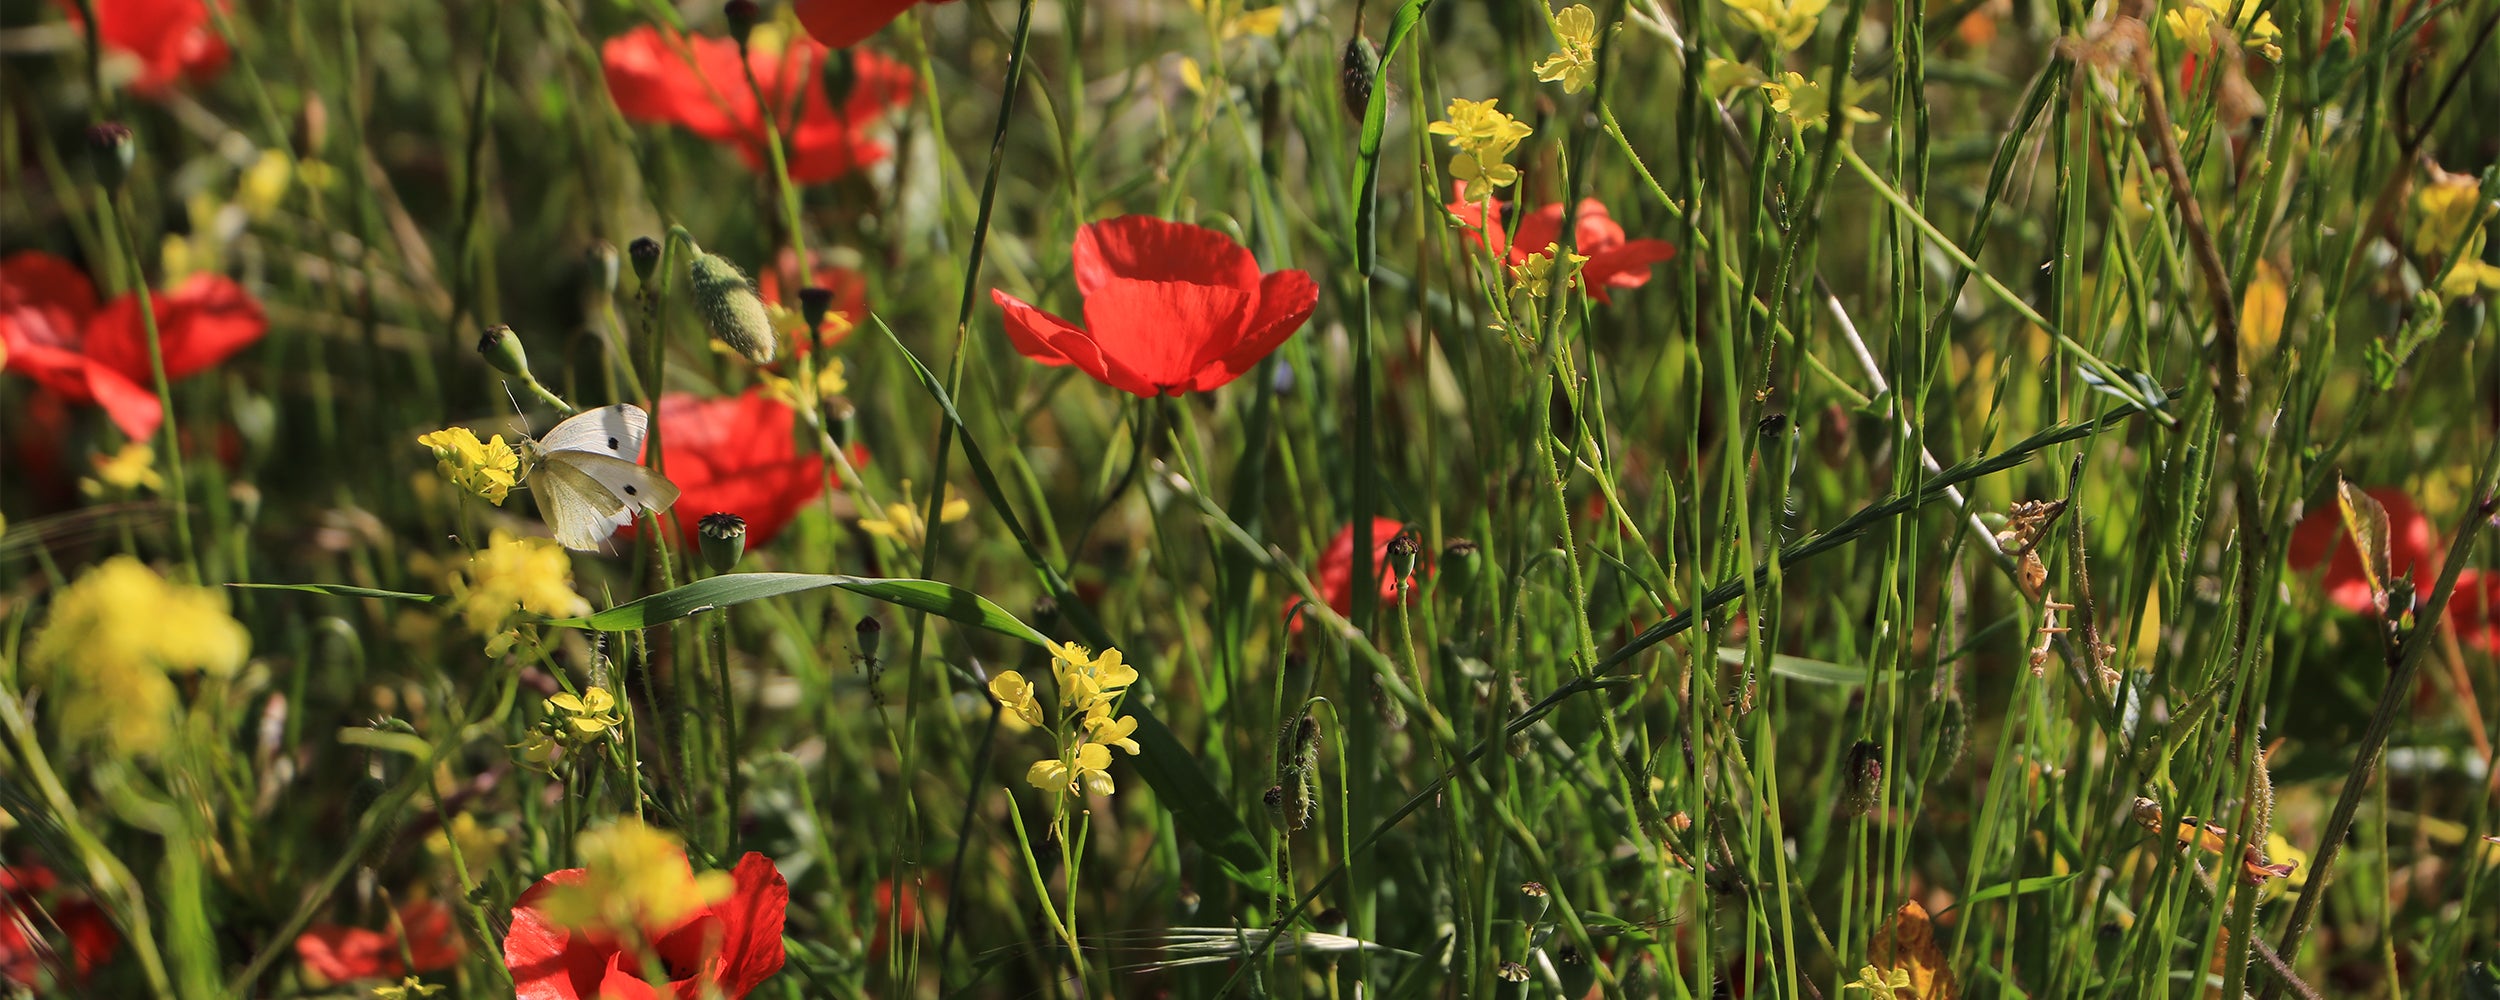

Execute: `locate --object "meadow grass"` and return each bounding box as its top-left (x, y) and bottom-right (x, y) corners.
top-left (1, 0), bottom-right (2497, 997)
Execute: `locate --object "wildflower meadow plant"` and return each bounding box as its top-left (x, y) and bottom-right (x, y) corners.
top-left (4, 0), bottom-right (2500, 996)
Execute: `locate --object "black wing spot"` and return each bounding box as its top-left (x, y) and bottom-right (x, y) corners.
top-left (607, 436), bottom-right (620, 449)
top-left (624, 485), bottom-right (638, 495)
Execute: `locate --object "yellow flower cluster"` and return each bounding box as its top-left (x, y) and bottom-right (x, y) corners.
top-left (29, 556), bottom-right (250, 757)
top-left (1533, 5), bottom-right (1601, 94)
top-left (81, 442), bottom-right (163, 497)
top-left (1428, 98), bottom-right (1534, 191)
top-left (1761, 71), bottom-right (1881, 133)
top-left (860, 479), bottom-right (970, 549)
top-left (2410, 168), bottom-right (2500, 300)
top-left (450, 530), bottom-right (592, 643)
top-left (1510, 248), bottom-right (1589, 299)
top-left (2163, 0), bottom-right (2282, 60)
top-left (417, 426), bottom-right (521, 505)
top-left (427, 812), bottom-right (510, 888)
top-left (1724, 0), bottom-right (1831, 51)
top-left (535, 819), bottom-right (732, 934)
top-left (757, 358), bottom-right (848, 410)
top-left (989, 643), bottom-right (1143, 798)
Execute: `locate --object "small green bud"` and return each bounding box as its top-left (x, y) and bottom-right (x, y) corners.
top-left (87, 122), bottom-right (134, 191)
top-left (586, 240), bottom-right (619, 296)
top-left (697, 513), bottom-right (748, 574)
top-left (855, 615), bottom-right (884, 660)
top-left (477, 324), bottom-right (531, 377)
top-left (690, 252), bottom-right (777, 364)
top-left (1438, 537), bottom-right (1481, 599)
top-left (1339, 35), bottom-right (1378, 124)
top-left (628, 236), bottom-right (663, 286)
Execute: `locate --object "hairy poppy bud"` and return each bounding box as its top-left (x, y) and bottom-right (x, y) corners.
top-left (1840, 739), bottom-right (1883, 818)
top-left (477, 324), bottom-right (531, 377)
top-left (822, 48), bottom-right (859, 109)
top-left (1339, 35), bottom-right (1377, 124)
top-left (628, 236), bottom-right (663, 286)
top-left (855, 615), bottom-right (884, 660)
top-left (87, 122), bottom-right (134, 191)
top-left (697, 513), bottom-right (748, 574)
top-left (724, 0), bottom-right (762, 49)
top-left (690, 252), bottom-right (776, 364)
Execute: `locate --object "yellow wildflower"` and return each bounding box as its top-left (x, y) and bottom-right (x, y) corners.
top-left (859, 479), bottom-right (970, 550)
top-left (2409, 169), bottom-right (2491, 259)
top-left (427, 812), bottom-right (510, 887)
top-left (989, 670), bottom-right (1045, 728)
top-left (547, 686), bottom-right (624, 739)
top-left (1701, 57), bottom-right (1768, 99)
top-left (1724, 0), bottom-right (1831, 51)
top-left (1429, 98), bottom-right (1535, 191)
top-left (513, 731), bottom-right (562, 773)
top-left (2164, 0), bottom-right (2282, 59)
top-left (1510, 249), bottom-right (1589, 298)
top-left (372, 978), bottom-right (446, 999)
top-left (1184, 0), bottom-right (1285, 39)
top-left (29, 556), bottom-right (250, 756)
top-left (82, 442), bottom-right (163, 496)
top-left (1534, 5), bottom-right (1601, 94)
top-left (2239, 259), bottom-right (2288, 359)
top-left (535, 819), bottom-right (733, 934)
top-left (416, 426), bottom-right (521, 505)
top-left (239, 150), bottom-right (294, 220)
top-left (1762, 71), bottom-right (1880, 132)
top-left (1028, 741), bottom-right (1117, 797)
top-left (1083, 709), bottom-right (1142, 755)
top-left (449, 530), bottom-right (592, 639)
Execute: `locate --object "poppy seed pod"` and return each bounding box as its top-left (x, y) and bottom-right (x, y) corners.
top-left (1438, 537), bottom-right (1482, 598)
top-left (87, 122), bottom-right (135, 191)
top-left (691, 252), bottom-right (777, 364)
top-left (628, 236), bottom-right (663, 286)
top-left (1840, 739), bottom-right (1883, 818)
top-left (697, 513), bottom-right (748, 574)
top-left (855, 615), bottom-right (883, 660)
top-left (798, 285), bottom-right (838, 337)
top-left (477, 325), bottom-right (531, 377)
top-left (1340, 35), bottom-right (1377, 124)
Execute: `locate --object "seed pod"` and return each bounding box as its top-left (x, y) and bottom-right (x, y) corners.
top-left (477, 324), bottom-right (531, 378)
top-left (586, 240), bottom-right (620, 297)
top-left (798, 286), bottom-right (837, 342)
top-left (1840, 739), bottom-right (1883, 818)
top-left (855, 615), bottom-right (884, 660)
top-left (697, 513), bottom-right (748, 575)
top-left (628, 236), bottom-right (663, 285)
top-left (724, 0), bottom-right (762, 48)
top-left (1924, 692), bottom-right (1968, 784)
top-left (690, 252), bottom-right (777, 364)
top-left (822, 48), bottom-right (859, 109)
top-left (1439, 538), bottom-right (1481, 599)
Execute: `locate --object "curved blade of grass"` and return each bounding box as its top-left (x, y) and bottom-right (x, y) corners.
top-left (554, 573), bottom-right (1044, 641)
top-left (230, 582), bottom-right (449, 605)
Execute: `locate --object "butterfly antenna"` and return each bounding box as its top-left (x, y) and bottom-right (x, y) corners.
top-left (500, 381), bottom-right (535, 437)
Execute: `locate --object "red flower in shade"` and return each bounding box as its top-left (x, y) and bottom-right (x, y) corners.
top-left (757, 248), bottom-right (869, 355)
top-left (0, 251), bottom-right (266, 443)
top-left (53, 0), bottom-right (229, 98)
top-left (0, 866), bottom-right (119, 989)
top-left (295, 899), bottom-right (462, 984)
top-left (646, 389), bottom-right (831, 546)
top-left (2449, 570), bottom-right (2500, 654)
top-left (1446, 186), bottom-right (1677, 303)
top-left (2286, 487), bottom-right (2439, 615)
top-left (991, 216), bottom-right (1318, 397)
top-left (504, 853), bottom-right (787, 1000)
top-left (868, 877), bottom-right (924, 959)
top-left (795, 0), bottom-right (957, 48)
top-left (1290, 517), bottom-right (1421, 632)
top-left (601, 26), bottom-right (913, 185)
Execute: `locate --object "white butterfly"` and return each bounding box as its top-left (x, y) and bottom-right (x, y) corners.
top-left (521, 403), bottom-right (681, 551)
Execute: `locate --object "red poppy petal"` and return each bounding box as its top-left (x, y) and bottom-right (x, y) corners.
top-left (601, 27), bottom-right (755, 144)
top-left (87, 361), bottom-right (167, 442)
top-left (1510, 204), bottom-right (1567, 263)
top-left (653, 390), bottom-right (830, 546)
top-left (705, 854), bottom-right (789, 997)
top-left (3, 339), bottom-right (99, 405)
top-left (1081, 278), bottom-right (1254, 394)
top-left (840, 48), bottom-right (919, 122)
top-left (1568, 198), bottom-right (1630, 255)
top-left (2287, 487), bottom-right (2437, 615)
top-left (1072, 216), bottom-right (1261, 297)
top-left (795, 0), bottom-right (925, 48)
top-left (0, 251), bottom-right (101, 350)
top-left (296, 925), bottom-right (400, 983)
top-left (1583, 239), bottom-right (1677, 304)
top-left (2452, 570), bottom-right (2500, 653)
top-left (990, 290), bottom-right (1081, 369)
top-left (59, 0), bottom-right (227, 98)
top-left (1188, 268), bottom-right (1315, 393)
top-left (593, 959), bottom-right (667, 1000)
top-left (89, 273), bottom-right (267, 381)
top-left (506, 869), bottom-right (609, 1000)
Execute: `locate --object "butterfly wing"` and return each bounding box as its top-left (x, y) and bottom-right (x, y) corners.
top-left (554, 452), bottom-right (681, 518)
top-left (530, 460), bottom-right (634, 552)
top-left (535, 403), bottom-right (650, 461)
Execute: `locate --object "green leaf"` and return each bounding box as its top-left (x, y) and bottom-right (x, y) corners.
top-left (1715, 646), bottom-right (1902, 686)
top-left (1954, 872), bottom-right (2080, 909)
top-left (544, 573), bottom-right (1047, 643)
top-left (229, 582), bottom-right (449, 605)
top-left (1124, 700), bottom-right (1282, 895)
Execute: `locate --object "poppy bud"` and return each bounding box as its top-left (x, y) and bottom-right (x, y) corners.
top-left (799, 285), bottom-right (837, 342)
top-left (477, 324), bottom-right (532, 377)
top-left (628, 236), bottom-right (663, 286)
top-left (87, 122), bottom-right (135, 191)
top-left (822, 48), bottom-right (859, 109)
top-left (1840, 739), bottom-right (1882, 818)
top-left (587, 240), bottom-right (619, 297)
top-left (698, 513), bottom-right (748, 574)
top-left (1438, 537), bottom-right (1481, 599)
top-left (690, 252), bottom-right (776, 364)
top-left (724, 0), bottom-right (762, 49)
top-left (855, 615), bottom-right (884, 660)
top-left (1339, 35), bottom-right (1378, 124)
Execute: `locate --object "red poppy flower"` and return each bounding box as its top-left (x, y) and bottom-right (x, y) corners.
top-left (2286, 487), bottom-right (2438, 615)
top-left (1290, 517), bottom-right (1421, 632)
top-left (991, 216), bottom-right (1318, 397)
top-left (0, 250), bottom-right (266, 443)
top-left (795, 0), bottom-right (957, 48)
top-left (53, 0), bottom-right (229, 98)
top-left (504, 852), bottom-right (787, 1000)
top-left (1446, 185), bottom-right (1677, 303)
top-left (868, 876), bottom-right (923, 958)
top-left (643, 389), bottom-right (835, 546)
top-left (601, 26), bottom-right (913, 185)
top-left (0, 865), bottom-right (119, 989)
top-left (757, 248), bottom-right (869, 355)
top-left (2448, 570), bottom-right (2500, 654)
top-left (295, 898), bottom-right (462, 983)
